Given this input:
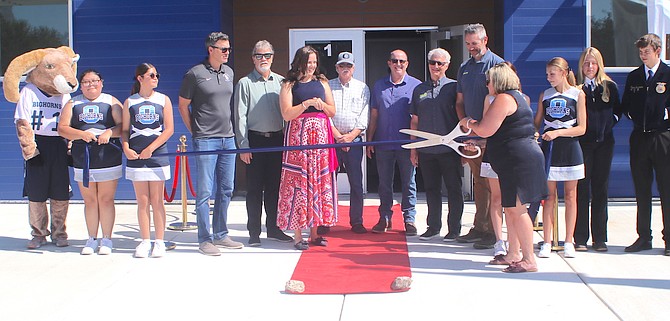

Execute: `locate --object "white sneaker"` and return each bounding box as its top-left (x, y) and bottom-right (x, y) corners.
top-left (538, 243), bottom-right (552, 258)
top-left (81, 238), bottom-right (97, 255)
top-left (563, 242), bottom-right (576, 258)
top-left (98, 238), bottom-right (113, 255)
top-left (134, 240), bottom-right (152, 258)
top-left (493, 240), bottom-right (508, 256)
top-left (151, 241), bottom-right (166, 258)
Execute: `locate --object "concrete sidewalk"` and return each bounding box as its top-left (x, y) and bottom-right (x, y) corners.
top-left (0, 198), bottom-right (668, 321)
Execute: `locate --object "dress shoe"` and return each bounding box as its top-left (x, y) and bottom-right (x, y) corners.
top-left (351, 224), bottom-right (368, 234)
top-left (404, 222), bottom-right (417, 236)
top-left (624, 238), bottom-right (652, 252)
top-left (575, 243), bottom-right (588, 251)
top-left (371, 218), bottom-right (390, 233)
top-left (592, 242), bottom-right (608, 252)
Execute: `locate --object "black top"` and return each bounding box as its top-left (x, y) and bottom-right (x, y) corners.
top-left (621, 61), bottom-right (670, 132)
top-left (581, 80), bottom-right (621, 142)
top-left (410, 77), bottom-right (459, 154)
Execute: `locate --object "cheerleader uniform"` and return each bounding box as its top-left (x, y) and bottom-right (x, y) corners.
top-left (540, 86), bottom-right (585, 181)
top-left (125, 92), bottom-right (171, 181)
top-left (70, 93), bottom-right (122, 182)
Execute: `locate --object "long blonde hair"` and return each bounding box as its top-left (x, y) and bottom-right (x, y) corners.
top-left (578, 47), bottom-right (615, 102)
top-left (547, 57), bottom-right (576, 86)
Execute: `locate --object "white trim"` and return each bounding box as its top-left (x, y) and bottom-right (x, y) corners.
top-left (604, 66), bottom-right (637, 73)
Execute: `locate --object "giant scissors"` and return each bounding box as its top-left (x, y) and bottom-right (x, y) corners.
top-left (399, 125), bottom-right (481, 159)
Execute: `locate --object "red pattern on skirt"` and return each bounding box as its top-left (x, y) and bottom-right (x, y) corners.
top-left (277, 114), bottom-right (338, 230)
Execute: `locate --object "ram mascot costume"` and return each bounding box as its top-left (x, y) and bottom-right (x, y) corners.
top-left (3, 46), bottom-right (79, 249)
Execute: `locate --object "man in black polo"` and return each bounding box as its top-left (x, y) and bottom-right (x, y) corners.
top-left (409, 48), bottom-right (463, 241)
top-left (621, 33), bottom-right (670, 256)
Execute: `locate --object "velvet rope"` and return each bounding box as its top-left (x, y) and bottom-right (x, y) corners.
top-left (163, 154), bottom-right (180, 202)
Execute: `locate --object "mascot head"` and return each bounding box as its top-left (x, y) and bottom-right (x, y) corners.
top-left (3, 46), bottom-right (80, 103)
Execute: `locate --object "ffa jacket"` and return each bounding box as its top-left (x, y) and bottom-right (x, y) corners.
top-left (621, 61), bottom-right (670, 132)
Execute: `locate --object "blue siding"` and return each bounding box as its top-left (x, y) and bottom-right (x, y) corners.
top-left (504, 0), bottom-right (639, 198)
top-left (0, 0), bottom-right (231, 200)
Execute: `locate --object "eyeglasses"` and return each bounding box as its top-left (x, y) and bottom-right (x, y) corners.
top-left (81, 79), bottom-right (101, 86)
top-left (211, 45), bottom-right (232, 53)
top-left (253, 53), bottom-right (273, 60)
top-left (428, 60), bottom-right (448, 67)
top-left (145, 73), bottom-right (160, 80)
top-left (337, 63), bottom-right (353, 68)
top-left (389, 59), bottom-right (407, 64)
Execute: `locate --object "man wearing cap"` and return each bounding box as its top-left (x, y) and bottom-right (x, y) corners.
top-left (328, 52), bottom-right (370, 234)
top-left (234, 40), bottom-right (293, 246)
top-left (367, 49), bottom-right (422, 236)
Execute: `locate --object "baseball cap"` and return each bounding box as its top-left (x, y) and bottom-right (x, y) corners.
top-left (336, 52), bottom-right (355, 65)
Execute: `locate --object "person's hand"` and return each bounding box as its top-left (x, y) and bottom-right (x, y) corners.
top-left (366, 145), bottom-right (375, 158)
top-left (124, 147), bottom-right (139, 160)
top-left (338, 132), bottom-right (356, 144)
top-left (313, 97), bottom-right (324, 110)
top-left (97, 129), bottom-right (111, 145)
top-left (240, 152), bottom-right (252, 164)
top-left (410, 149), bottom-right (418, 167)
top-left (80, 131), bottom-right (97, 143)
top-left (459, 117), bottom-right (476, 132)
top-left (542, 130), bottom-right (559, 141)
top-left (139, 147), bottom-right (153, 159)
top-left (462, 140), bottom-right (479, 152)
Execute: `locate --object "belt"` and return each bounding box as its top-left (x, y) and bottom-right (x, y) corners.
top-left (636, 128), bottom-right (670, 134)
top-left (249, 130), bottom-right (283, 138)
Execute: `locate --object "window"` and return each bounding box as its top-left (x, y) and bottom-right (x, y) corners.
top-left (591, 0), bottom-right (648, 67)
top-left (1, 0), bottom-right (70, 76)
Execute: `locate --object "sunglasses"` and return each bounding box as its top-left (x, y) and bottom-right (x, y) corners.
top-left (389, 58), bottom-right (407, 64)
top-left (211, 45), bottom-right (232, 53)
top-left (428, 60), bottom-right (447, 67)
top-left (337, 63), bottom-right (353, 68)
top-left (253, 53), bottom-right (273, 60)
top-left (145, 73), bottom-right (160, 80)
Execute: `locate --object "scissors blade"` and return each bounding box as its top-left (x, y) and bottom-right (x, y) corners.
top-left (401, 140), bottom-right (441, 149)
top-left (399, 129), bottom-right (443, 140)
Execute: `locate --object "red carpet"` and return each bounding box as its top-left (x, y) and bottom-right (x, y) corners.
top-left (288, 204), bottom-right (412, 294)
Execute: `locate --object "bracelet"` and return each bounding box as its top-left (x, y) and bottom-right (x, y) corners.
top-left (465, 118), bottom-right (473, 130)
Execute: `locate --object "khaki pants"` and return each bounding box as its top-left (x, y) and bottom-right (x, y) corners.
top-left (464, 152), bottom-right (491, 234)
top-left (29, 200), bottom-right (68, 241)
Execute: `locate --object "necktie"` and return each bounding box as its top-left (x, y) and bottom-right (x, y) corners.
top-left (648, 70), bottom-right (654, 83)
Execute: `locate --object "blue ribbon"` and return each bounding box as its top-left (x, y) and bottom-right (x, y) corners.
top-left (81, 140), bottom-right (122, 188)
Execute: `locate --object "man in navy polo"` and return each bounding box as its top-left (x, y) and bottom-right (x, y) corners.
top-left (455, 23), bottom-right (504, 249)
top-left (366, 49), bottom-right (421, 236)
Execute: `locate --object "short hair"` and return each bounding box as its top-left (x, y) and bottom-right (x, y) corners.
top-left (635, 33), bottom-right (662, 51)
top-left (205, 32), bottom-right (229, 49)
top-left (464, 23), bottom-right (487, 40)
top-left (487, 62), bottom-right (520, 94)
top-left (427, 48), bottom-right (451, 63)
top-left (78, 69), bottom-right (102, 83)
top-left (252, 40), bottom-right (274, 55)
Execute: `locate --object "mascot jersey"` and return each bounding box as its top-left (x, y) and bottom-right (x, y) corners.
top-left (125, 92), bottom-right (170, 181)
top-left (14, 83), bottom-right (70, 136)
top-left (70, 93), bottom-right (122, 182)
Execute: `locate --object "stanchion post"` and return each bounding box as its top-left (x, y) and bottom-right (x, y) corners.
top-left (551, 188), bottom-right (563, 250)
top-left (168, 135), bottom-right (197, 231)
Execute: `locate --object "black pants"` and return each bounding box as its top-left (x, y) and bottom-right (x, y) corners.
top-left (419, 152), bottom-right (463, 234)
top-left (575, 137), bottom-right (614, 244)
top-left (629, 130), bottom-right (670, 244)
top-left (245, 133), bottom-right (284, 237)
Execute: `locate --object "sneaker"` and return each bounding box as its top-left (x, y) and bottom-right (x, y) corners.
top-left (473, 233), bottom-right (496, 249)
top-left (81, 238), bottom-right (98, 255)
top-left (493, 239), bottom-right (508, 256)
top-left (212, 236), bottom-right (244, 249)
top-left (563, 242), bottom-right (576, 258)
top-left (538, 242), bottom-right (552, 258)
top-left (98, 238), bottom-right (113, 255)
top-left (134, 240), bottom-right (152, 258)
top-left (371, 218), bottom-right (390, 233)
top-left (53, 239), bottom-right (69, 247)
top-left (151, 241), bottom-right (166, 258)
top-left (351, 224), bottom-right (368, 234)
top-left (27, 236), bottom-right (47, 249)
top-left (456, 228), bottom-right (482, 243)
top-left (419, 229), bottom-right (440, 240)
top-left (267, 231), bottom-right (294, 242)
top-left (248, 235), bottom-right (261, 247)
top-left (404, 222), bottom-right (417, 236)
top-left (443, 232), bottom-right (459, 242)
top-left (199, 241), bottom-right (221, 256)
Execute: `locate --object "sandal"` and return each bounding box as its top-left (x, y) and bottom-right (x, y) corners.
top-left (294, 240), bottom-right (309, 251)
top-left (488, 254), bottom-right (511, 265)
top-left (502, 261), bottom-right (537, 273)
top-left (310, 236), bottom-right (328, 247)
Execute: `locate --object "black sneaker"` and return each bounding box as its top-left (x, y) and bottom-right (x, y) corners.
top-left (473, 233), bottom-right (496, 249)
top-left (248, 235), bottom-right (261, 247)
top-left (351, 224), bottom-right (368, 234)
top-left (371, 218), bottom-right (390, 233)
top-left (456, 228), bottom-right (482, 243)
top-left (443, 232), bottom-right (459, 242)
top-left (267, 231), bottom-right (294, 243)
top-left (317, 226), bottom-right (331, 235)
top-left (405, 222), bottom-right (417, 236)
top-left (419, 228), bottom-right (440, 240)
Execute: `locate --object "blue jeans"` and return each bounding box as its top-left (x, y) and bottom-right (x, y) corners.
top-left (336, 137), bottom-right (364, 226)
top-left (375, 149), bottom-right (416, 223)
top-left (193, 137), bottom-right (236, 243)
